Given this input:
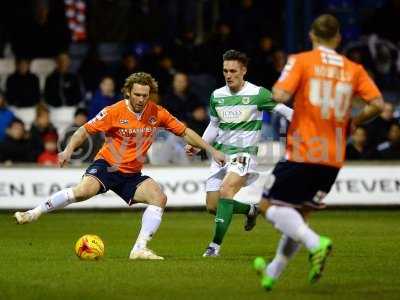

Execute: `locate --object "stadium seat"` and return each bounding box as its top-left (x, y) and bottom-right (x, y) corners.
top-left (30, 58), bottom-right (56, 91)
top-left (10, 106), bottom-right (36, 129)
top-left (0, 58), bottom-right (15, 90)
top-left (50, 106), bottom-right (75, 136)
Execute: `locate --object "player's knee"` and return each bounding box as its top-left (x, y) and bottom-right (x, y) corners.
top-left (154, 193), bottom-right (167, 208)
top-left (259, 198), bottom-right (271, 217)
top-left (219, 183), bottom-right (236, 198)
top-left (73, 184), bottom-right (99, 202)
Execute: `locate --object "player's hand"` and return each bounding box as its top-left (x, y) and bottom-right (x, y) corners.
top-left (211, 149), bottom-right (226, 166)
top-left (185, 144), bottom-right (201, 156)
top-left (58, 150), bottom-right (72, 167)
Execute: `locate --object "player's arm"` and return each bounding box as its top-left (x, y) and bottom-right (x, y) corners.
top-left (181, 127), bottom-right (225, 165)
top-left (272, 103), bottom-right (293, 121)
top-left (58, 126), bottom-right (90, 167)
top-left (185, 116), bottom-right (219, 155)
top-left (271, 54), bottom-right (302, 104)
top-left (352, 65), bottom-right (385, 127)
top-left (272, 87), bottom-right (292, 103)
top-left (352, 97), bottom-right (384, 126)
top-left (258, 87), bottom-right (293, 121)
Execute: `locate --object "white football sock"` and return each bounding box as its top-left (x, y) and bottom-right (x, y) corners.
top-left (266, 235), bottom-right (301, 278)
top-left (266, 205), bottom-right (320, 250)
top-left (133, 205), bottom-right (163, 251)
top-left (29, 188), bottom-right (76, 218)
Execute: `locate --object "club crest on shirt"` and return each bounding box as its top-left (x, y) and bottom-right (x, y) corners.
top-left (119, 119), bottom-right (129, 125)
top-left (148, 116), bottom-right (157, 125)
top-left (242, 97), bottom-right (250, 104)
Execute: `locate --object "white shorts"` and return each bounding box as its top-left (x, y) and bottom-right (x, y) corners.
top-left (205, 153), bottom-right (259, 192)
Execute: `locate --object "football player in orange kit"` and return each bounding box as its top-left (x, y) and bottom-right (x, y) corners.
top-left (253, 15), bottom-right (384, 290)
top-left (14, 72), bottom-right (226, 260)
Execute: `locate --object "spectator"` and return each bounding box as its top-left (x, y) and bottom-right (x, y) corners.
top-left (142, 42), bottom-right (166, 74)
top-left (374, 122), bottom-right (400, 160)
top-left (186, 105), bottom-right (209, 161)
top-left (29, 103), bottom-right (58, 160)
top-left (259, 49), bottom-right (287, 89)
top-left (114, 53), bottom-right (140, 92)
top-left (37, 132), bottom-right (58, 166)
top-left (153, 56), bottom-right (177, 95)
top-left (79, 48), bottom-right (109, 93)
top-left (88, 76), bottom-right (119, 120)
top-left (44, 52), bottom-right (83, 107)
top-left (250, 35), bottom-right (275, 86)
top-left (61, 108), bottom-right (103, 163)
top-left (161, 72), bottom-right (204, 123)
top-left (0, 118), bottom-right (34, 163)
top-left (6, 58), bottom-right (40, 107)
top-left (365, 102), bottom-right (395, 147)
top-left (171, 29), bottom-right (200, 73)
top-left (202, 21), bottom-right (237, 77)
top-left (346, 127), bottom-right (372, 160)
top-left (0, 91), bottom-right (15, 141)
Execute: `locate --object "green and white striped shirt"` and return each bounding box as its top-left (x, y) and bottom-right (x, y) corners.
top-left (209, 82), bottom-right (275, 155)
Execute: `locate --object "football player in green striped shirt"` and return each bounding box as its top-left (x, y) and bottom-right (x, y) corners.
top-left (186, 50), bottom-right (293, 256)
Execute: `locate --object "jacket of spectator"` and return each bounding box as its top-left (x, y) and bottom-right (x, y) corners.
top-left (88, 76), bottom-right (119, 120)
top-left (346, 127), bottom-right (373, 160)
top-left (37, 132), bottom-right (58, 166)
top-left (6, 59), bottom-right (40, 107)
top-left (29, 104), bottom-right (58, 159)
top-left (0, 93), bottom-right (15, 141)
top-left (0, 119), bottom-right (34, 163)
top-left (161, 72), bottom-right (204, 123)
top-left (374, 122), bottom-right (400, 160)
top-left (44, 53), bottom-right (83, 107)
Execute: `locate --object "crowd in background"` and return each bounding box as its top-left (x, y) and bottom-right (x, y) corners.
top-left (0, 0), bottom-right (399, 165)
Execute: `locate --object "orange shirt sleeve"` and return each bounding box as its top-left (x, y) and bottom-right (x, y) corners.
top-left (158, 106), bottom-right (186, 136)
top-left (354, 65), bottom-right (382, 102)
top-left (273, 54), bottom-right (303, 94)
top-left (84, 107), bottom-right (114, 134)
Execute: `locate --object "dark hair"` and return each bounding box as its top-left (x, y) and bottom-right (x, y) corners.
top-left (74, 108), bottom-right (88, 117)
top-left (222, 49), bottom-right (249, 67)
top-left (9, 118), bottom-right (24, 128)
top-left (311, 14), bottom-right (340, 40)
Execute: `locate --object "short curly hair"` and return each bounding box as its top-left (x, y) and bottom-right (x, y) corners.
top-left (122, 72), bottom-right (159, 97)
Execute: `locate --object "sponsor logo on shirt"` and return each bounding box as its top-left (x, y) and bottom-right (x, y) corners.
top-left (148, 116), bottom-right (157, 125)
top-left (242, 97), bottom-right (250, 104)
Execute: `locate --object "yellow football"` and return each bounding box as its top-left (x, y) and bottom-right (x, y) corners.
top-left (75, 234), bottom-right (104, 260)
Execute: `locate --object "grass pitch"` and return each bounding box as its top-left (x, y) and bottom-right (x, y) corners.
top-left (0, 210), bottom-right (399, 300)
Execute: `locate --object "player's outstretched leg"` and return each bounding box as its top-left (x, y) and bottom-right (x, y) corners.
top-left (253, 235), bottom-right (301, 291)
top-left (265, 205), bottom-right (332, 284)
top-left (14, 176), bottom-right (100, 224)
top-left (129, 178), bottom-right (166, 260)
top-left (14, 188), bottom-right (75, 224)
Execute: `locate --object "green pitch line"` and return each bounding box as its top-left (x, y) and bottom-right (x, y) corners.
top-left (0, 210), bottom-right (399, 300)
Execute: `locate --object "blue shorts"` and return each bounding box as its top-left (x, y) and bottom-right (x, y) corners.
top-left (263, 160), bottom-right (339, 209)
top-left (84, 159), bottom-right (150, 205)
